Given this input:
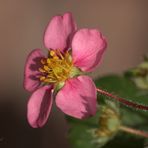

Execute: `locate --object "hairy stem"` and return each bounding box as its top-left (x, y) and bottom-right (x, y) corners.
top-left (96, 88), bottom-right (148, 111)
top-left (119, 125), bottom-right (148, 138)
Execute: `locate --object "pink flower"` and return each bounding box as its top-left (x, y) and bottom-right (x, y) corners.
top-left (24, 12), bottom-right (107, 128)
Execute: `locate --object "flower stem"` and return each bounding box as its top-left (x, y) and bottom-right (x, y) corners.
top-left (96, 88), bottom-right (148, 111)
top-left (119, 125), bottom-right (148, 138)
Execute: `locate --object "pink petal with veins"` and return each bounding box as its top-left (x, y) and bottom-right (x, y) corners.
top-left (24, 49), bottom-right (45, 92)
top-left (72, 29), bottom-right (107, 72)
top-left (27, 85), bottom-right (53, 128)
top-left (44, 12), bottom-right (77, 51)
top-left (56, 76), bottom-right (97, 119)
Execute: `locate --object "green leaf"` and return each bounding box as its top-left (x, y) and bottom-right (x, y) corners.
top-left (67, 75), bottom-right (148, 148)
top-left (67, 108), bottom-right (119, 148)
top-left (68, 125), bottom-right (98, 148)
top-left (124, 59), bottom-right (148, 90)
top-left (103, 133), bottom-right (144, 148)
top-left (95, 75), bottom-right (148, 107)
top-left (95, 75), bottom-right (148, 129)
top-left (66, 98), bottom-right (121, 148)
top-left (66, 111), bottom-right (101, 148)
top-left (66, 111), bottom-right (100, 128)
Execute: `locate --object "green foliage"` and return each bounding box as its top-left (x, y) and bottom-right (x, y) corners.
top-left (96, 75), bottom-right (148, 105)
top-left (96, 75), bottom-right (148, 128)
top-left (66, 75), bottom-right (148, 148)
top-left (125, 58), bottom-right (148, 90)
top-left (66, 103), bottom-right (119, 148)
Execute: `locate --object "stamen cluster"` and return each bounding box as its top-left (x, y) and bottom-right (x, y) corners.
top-left (39, 50), bottom-right (73, 83)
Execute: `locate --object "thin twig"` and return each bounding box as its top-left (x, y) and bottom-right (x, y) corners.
top-left (119, 125), bottom-right (148, 138)
top-left (96, 88), bottom-right (148, 111)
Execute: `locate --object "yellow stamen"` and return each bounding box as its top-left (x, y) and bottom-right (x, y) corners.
top-left (38, 50), bottom-right (73, 84)
top-left (39, 68), bottom-right (45, 73)
top-left (41, 59), bottom-right (46, 64)
top-left (40, 76), bottom-right (46, 81)
top-left (43, 65), bottom-right (49, 71)
top-left (57, 49), bottom-right (64, 59)
top-left (50, 50), bottom-right (55, 57)
top-left (53, 56), bottom-right (59, 60)
top-left (47, 58), bottom-right (51, 64)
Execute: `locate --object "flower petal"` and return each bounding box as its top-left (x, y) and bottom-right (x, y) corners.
top-left (27, 85), bottom-right (53, 128)
top-left (24, 49), bottom-right (45, 92)
top-left (72, 29), bottom-right (107, 72)
top-left (44, 12), bottom-right (77, 51)
top-left (55, 76), bottom-right (97, 119)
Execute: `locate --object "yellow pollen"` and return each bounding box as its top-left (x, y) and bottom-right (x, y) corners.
top-left (53, 56), bottom-right (59, 60)
top-left (47, 59), bottom-right (51, 64)
top-left (38, 50), bottom-right (73, 84)
top-left (43, 65), bottom-right (49, 71)
top-left (40, 76), bottom-right (46, 81)
top-left (39, 68), bottom-right (45, 73)
top-left (50, 50), bottom-right (55, 56)
top-left (41, 59), bottom-right (46, 64)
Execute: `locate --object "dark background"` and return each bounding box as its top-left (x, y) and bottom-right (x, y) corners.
top-left (0, 0), bottom-right (148, 147)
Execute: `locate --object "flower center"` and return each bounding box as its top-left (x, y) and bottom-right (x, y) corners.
top-left (38, 50), bottom-right (73, 84)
